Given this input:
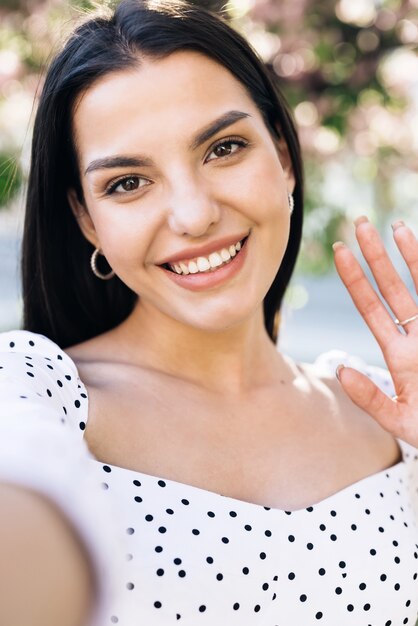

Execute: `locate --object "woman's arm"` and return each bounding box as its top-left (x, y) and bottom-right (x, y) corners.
top-left (0, 483), bottom-right (96, 626)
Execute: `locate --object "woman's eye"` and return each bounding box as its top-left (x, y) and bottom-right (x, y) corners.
top-left (206, 139), bottom-right (247, 162)
top-left (106, 175), bottom-right (150, 195)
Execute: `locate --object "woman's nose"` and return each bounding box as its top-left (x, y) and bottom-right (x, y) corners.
top-left (166, 179), bottom-right (221, 238)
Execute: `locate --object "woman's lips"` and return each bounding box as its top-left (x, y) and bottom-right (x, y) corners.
top-left (159, 234), bottom-right (250, 292)
top-left (157, 231), bottom-right (249, 267)
top-left (163, 235), bottom-right (247, 274)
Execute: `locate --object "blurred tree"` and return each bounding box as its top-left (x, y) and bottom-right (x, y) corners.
top-left (0, 0), bottom-right (417, 271)
top-left (236, 0), bottom-right (418, 271)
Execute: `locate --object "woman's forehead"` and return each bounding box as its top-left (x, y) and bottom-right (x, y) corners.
top-left (72, 50), bottom-right (260, 158)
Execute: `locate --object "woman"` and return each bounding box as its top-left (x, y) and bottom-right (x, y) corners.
top-left (1, 1), bottom-right (418, 624)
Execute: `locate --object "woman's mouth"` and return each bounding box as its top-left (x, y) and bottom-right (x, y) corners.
top-left (161, 235), bottom-right (249, 275)
top-left (158, 233), bottom-right (250, 292)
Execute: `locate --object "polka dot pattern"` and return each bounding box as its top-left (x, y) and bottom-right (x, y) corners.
top-left (1, 334), bottom-right (418, 625)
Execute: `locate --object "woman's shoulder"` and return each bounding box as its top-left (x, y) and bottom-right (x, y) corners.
top-left (0, 329), bottom-right (75, 364)
top-left (298, 348), bottom-right (402, 462)
top-left (313, 349), bottom-right (418, 459)
top-left (0, 329), bottom-right (84, 391)
top-left (0, 329), bottom-right (89, 432)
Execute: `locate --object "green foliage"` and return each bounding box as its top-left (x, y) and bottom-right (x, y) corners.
top-left (0, 154), bottom-right (22, 208)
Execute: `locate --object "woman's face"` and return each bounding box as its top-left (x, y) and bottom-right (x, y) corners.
top-left (69, 50), bottom-right (295, 333)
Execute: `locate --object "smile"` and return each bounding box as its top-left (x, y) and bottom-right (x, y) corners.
top-left (164, 236), bottom-right (247, 275)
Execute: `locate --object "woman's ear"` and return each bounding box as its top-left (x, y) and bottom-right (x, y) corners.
top-left (67, 189), bottom-right (100, 248)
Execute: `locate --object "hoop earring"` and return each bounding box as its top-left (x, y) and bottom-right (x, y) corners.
top-left (90, 248), bottom-right (115, 280)
top-left (288, 191), bottom-right (294, 215)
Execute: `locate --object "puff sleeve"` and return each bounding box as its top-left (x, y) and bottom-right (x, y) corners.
top-left (0, 329), bottom-right (119, 626)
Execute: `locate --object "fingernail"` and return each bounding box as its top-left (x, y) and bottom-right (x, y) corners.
top-left (354, 215), bottom-right (369, 227)
top-left (392, 220), bottom-right (405, 232)
top-left (332, 241), bottom-right (345, 251)
top-left (336, 364), bottom-right (345, 382)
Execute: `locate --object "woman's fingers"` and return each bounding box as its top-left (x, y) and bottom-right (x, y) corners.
top-left (336, 365), bottom-right (418, 446)
top-left (336, 366), bottom-right (399, 435)
top-left (334, 219), bottom-right (418, 449)
top-left (353, 217), bottom-right (418, 333)
top-left (333, 242), bottom-right (399, 353)
top-left (392, 221), bottom-right (418, 296)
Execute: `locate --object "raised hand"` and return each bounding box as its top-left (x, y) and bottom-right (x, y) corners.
top-left (333, 216), bottom-right (418, 449)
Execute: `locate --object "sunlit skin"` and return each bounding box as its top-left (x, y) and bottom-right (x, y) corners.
top-left (68, 48), bottom-right (418, 483)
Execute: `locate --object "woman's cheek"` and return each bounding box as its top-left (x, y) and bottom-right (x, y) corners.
top-left (245, 154), bottom-right (288, 217)
top-left (92, 212), bottom-right (153, 270)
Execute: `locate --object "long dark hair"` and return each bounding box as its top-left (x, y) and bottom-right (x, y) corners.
top-left (22, 0), bottom-right (303, 348)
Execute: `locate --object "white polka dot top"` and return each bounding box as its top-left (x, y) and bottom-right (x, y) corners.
top-left (1, 330), bottom-right (418, 626)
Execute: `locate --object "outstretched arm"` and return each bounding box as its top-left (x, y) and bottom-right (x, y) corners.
top-left (333, 216), bottom-right (418, 448)
top-left (0, 483), bottom-right (95, 626)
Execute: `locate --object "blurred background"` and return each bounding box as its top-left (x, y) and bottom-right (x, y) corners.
top-left (0, 0), bottom-right (417, 365)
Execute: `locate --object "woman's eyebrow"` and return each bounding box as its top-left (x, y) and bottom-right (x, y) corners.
top-left (84, 155), bottom-right (153, 176)
top-left (84, 110), bottom-right (251, 176)
top-left (189, 109), bottom-right (251, 150)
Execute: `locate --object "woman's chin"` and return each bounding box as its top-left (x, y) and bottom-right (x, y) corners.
top-left (171, 305), bottom-right (262, 336)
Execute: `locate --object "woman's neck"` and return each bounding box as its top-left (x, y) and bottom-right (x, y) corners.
top-left (111, 301), bottom-right (288, 396)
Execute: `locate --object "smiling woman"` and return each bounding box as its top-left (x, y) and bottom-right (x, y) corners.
top-left (23, 3), bottom-right (303, 348)
top-left (2, 1), bottom-right (418, 626)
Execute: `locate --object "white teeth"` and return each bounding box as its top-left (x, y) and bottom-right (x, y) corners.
top-left (197, 257), bottom-right (211, 272)
top-left (208, 252), bottom-right (223, 268)
top-left (168, 236), bottom-right (246, 275)
top-left (220, 248), bottom-right (231, 262)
